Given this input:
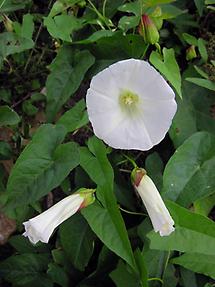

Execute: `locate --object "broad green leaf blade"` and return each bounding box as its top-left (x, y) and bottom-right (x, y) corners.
top-left (47, 263), bottom-right (69, 287)
top-left (5, 124), bottom-right (79, 208)
top-left (87, 32), bottom-right (148, 60)
top-left (0, 0), bottom-right (26, 12)
top-left (0, 106), bottom-right (20, 126)
top-left (110, 260), bottom-right (140, 286)
top-left (198, 38), bottom-right (208, 62)
top-left (82, 201), bottom-right (136, 270)
top-left (81, 137), bottom-right (136, 270)
top-left (46, 47), bottom-right (95, 122)
top-left (21, 14), bottom-right (34, 39)
top-left (57, 99), bottom-right (88, 133)
top-left (186, 77), bottom-right (215, 91)
top-left (75, 30), bottom-right (114, 44)
top-left (194, 193), bottom-right (215, 216)
top-left (172, 253), bottom-right (215, 279)
top-left (162, 131), bottom-right (215, 207)
top-left (194, 0), bottom-right (205, 15)
top-left (147, 201), bottom-right (215, 255)
top-left (150, 48), bottom-right (182, 98)
top-left (0, 32), bottom-right (34, 59)
top-left (182, 33), bottom-right (198, 46)
top-left (169, 89), bottom-right (197, 148)
top-left (44, 15), bottom-right (83, 42)
top-left (59, 214), bottom-right (94, 271)
top-left (0, 253), bottom-right (50, 285)
top-left (118, 16), bottom-right (140, 32)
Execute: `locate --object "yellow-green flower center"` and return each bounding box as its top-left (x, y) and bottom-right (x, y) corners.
top-left (119, 90), bottom-right (139, 110)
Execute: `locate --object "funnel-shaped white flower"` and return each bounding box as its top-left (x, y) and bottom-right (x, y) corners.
top-left (86, 59), bottom-right (177, 151)
top-left (132, 168), bottom-right (174, 236)
top-left (23, 189), bottom-right (95, 244)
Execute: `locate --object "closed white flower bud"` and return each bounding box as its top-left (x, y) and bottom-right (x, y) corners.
top-left (23, 188), bottom-right (95, 244)
top-left (132, 168), bottom-right (174, 236)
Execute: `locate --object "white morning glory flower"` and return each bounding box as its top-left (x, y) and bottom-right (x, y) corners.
top-left (132, 168), bottom-right (175, 236)
top-left (23, 189), bottom-right (95, 244)
top-left (86, 59), bottom-right (177, 151)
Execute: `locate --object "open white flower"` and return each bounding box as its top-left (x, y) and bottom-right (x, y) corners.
top-left (132, 168), bottom-right (174, 236)
top-left (23, 189), bottom-right (95, 244)
top-left (86, 59), bottom-right (177, 151)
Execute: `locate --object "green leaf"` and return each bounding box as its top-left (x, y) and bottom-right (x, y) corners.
top-left (81, 137), bottom-right (136, 270)
top-left (110, 260), bottom-right (140, 286)
top-left (198, 38), bottom-right (208, 62)
top-left (194, 193), bottom-right (215, 216)
top-left (145, 152), bottom-right (163, 189)
top-left (0, 0), bottom-right (26, 12)
top-left (160, 4), bottom-right (185, 19)
top-left (0, 32), bottom-right (34, 60)
top-left (180, 268), bottom-right (197, 287)
top-left (150, 48), bottom-right (182, 98)
top-left (182, 33), bottom-right (198, 46)
top-left (172, 253), bottom-right (215, 279)
top-left (14, 14), bottom-right (34, 39)
top-left (194, 0), bottom-right (205, 16)
top-left (0, 253), bottom-right (50, 285)
top-left (147, 201), bottom-right (215, 255)
top-left (5, 124), bottom-right (79, 208)
top-left (87, 32), bottom-right (148, 60)
top-left (47, 263), bottom-right (69, 287)
top-left (9, 235), bottom-right (49, 254)
top-left (169, 83), bottom-right (197, 148)
top-left (57, 99), bottom-right (88, 133)
top-left (163, 264), bottom-right (178, 287)
top-left (162, 132), bottom-right (215, 207)
top-left (118, 16), bottom-right (140, 32)
top-left (0, 141), bottom-right (12, 159)
top-left (0, 105), bottom-right (20, 126)
top-left (75, 30), bottom-right (114, 44)
top-left (44, 15), bottom-right (83, 42)
top-left (82, 201), bottom-right (136, 270)
top-left (59, 213), bottom-right (94, 271)
top-left (21, 14), bottom-right (34, 39)
top-left (46, 47), bottom-right (95, 122)
top-left (186, 77), bottom-right (215, 91)
top-left (118, 1), bottom-right (141, 16)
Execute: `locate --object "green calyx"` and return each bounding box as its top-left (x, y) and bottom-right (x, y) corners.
top-left (131, 168), bottom-right (146, 187)
top-left (77, 188), bottom-right (96, 207)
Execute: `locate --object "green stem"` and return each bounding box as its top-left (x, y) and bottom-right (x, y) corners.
top-left (119, 206), bottom-right (147, 216)
top-left (123, 154), bottom-right (138, 168)
top-left (0, 0), bottom-right (7, 10)
top-left (102, 0), bottom-right (107, 17)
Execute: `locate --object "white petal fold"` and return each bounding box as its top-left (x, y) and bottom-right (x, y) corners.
top-left (23, 194), bottom-right (84, 244)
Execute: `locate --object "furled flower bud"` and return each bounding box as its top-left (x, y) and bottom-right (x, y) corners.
top-left (138, 14), bottom-right (159, 44)
top-left (23, 188), bottom-right (95, 244)
top-left (3, 15), bottom-right (13, 32)
top-left (186, 45), bottom-right (197, 61)
top-left (131, 168), bottom-right (174, 236)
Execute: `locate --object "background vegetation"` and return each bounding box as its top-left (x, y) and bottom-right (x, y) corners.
top-left (0, 0), bottom-right (215, 286)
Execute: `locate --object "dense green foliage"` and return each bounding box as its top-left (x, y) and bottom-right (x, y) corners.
top-left (0, 0), bottom-right (215, 286)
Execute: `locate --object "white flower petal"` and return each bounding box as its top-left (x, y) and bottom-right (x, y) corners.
top-left (86, 58), bottom-right (177, 151)
top-left (135, 173), bottom-right (175, 237)
top-left (138, 99), bottom-right (177, 145)
top-left (23, 194), bottom-right (84, 244)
